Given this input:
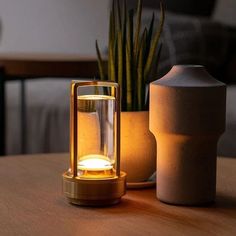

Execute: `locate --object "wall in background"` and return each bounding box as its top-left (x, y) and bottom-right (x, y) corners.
top-left (213, 0), bottom-right (236, 27)
top-left (0, 0), bottom-right (109, 55)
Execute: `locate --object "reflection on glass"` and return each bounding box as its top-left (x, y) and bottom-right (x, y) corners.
top-left (77, 95), bottom-right (116, 179)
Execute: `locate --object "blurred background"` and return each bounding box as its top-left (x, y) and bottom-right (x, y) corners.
top-left (0, 0), bottom-right (235, 157)
top-left (0, 0), bottom-right (234, 55)
top-left (0, 0), bottom-right (110, 55)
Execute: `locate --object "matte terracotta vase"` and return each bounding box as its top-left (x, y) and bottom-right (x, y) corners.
top-left (121, 111), bottom-right (156, 184)
top-left (149, 65), bottom-right (226, 205)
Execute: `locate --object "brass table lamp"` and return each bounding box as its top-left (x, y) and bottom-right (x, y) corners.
top-left (63, 80), bottom-right (126, 206)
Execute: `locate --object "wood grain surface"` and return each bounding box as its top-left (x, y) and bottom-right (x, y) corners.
top-left (0, 153), bottom-right (235, 236)
top-left (0, 53), bottom-right (100, 78)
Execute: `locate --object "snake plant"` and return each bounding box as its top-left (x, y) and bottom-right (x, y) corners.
top-left (96, 0), bottom-right (165, 111)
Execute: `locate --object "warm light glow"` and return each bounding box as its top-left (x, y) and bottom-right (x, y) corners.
top-left (78, 95), bottom-right (115, 100)
top-left (78, 154), bottom-right (113, 171)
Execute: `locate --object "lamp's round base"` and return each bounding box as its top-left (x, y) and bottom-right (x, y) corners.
top-left (62, 171), bottom-right (126, 206)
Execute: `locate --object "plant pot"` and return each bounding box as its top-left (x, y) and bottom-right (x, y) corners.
top-left (121, 111), bottom-right (156, 185)
top-left (150, 65), bottom-right (226, 205)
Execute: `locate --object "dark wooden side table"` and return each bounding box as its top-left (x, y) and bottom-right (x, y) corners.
top-left (0, 153), bottom-right (235, 235)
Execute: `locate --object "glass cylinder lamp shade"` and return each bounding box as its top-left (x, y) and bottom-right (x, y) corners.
top-left (63, 81), bottom-right (126, 206)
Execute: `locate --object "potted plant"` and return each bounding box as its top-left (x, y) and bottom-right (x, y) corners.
top-left (96, 0), bottom-right (165, 186)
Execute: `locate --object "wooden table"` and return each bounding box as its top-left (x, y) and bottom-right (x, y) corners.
top-left (0, 154), bottom-right (235, 236)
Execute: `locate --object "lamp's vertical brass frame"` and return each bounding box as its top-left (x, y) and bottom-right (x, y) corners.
top-left (114, 84), bottom-right (120, 177)
top-left (70, 82), bottom-right (77, 177)
top-left (69, 80), bottom-right (120, 177)
top-left (63, 80), bottom-right (126, 206)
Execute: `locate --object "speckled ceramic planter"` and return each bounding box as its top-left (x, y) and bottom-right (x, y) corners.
top-left (149, 65), bottom-right (226, 205)
top-left (121, 111), bottom-right (156, 184)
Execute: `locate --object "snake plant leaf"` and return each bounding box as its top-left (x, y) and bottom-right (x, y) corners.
top-left (122, 0), bottom-right (127, 27)
top-left (144, 43), bottom-right (163, 110)
top-left (109, 1), bottom-right (117, 81)
top-left (117, 0), bottom-right (122, 30)
top-left (112, 0), bottom-right (116, 26)
top-left (137, 28), bottom-right (147, 110)
top-left (134, 0), bottom-right (143, 60)
top-left (118, 29), bottom-right (123, 99)
top-left (144, 0), bottom-right (165, 81)
top-left (115, 34), bottom-right (119, 80)
top-left (96, 0), bottom-right (165, 111)
top-left (110, 35), bottom-right (117, 82)
top-left (112, 0), bottom-right (116, 39)
top-left (126, 9), bottom-right (134, 111)
top-left (145, 12), bottom-right (155, 61)
top-left (108, 12), bottom-right (113, 80)
top-left (122, 0), bottom-right (127, 53)
top-left (137, 27), bottom-right (147, 63)
top-left (121, 0), bottom-right (127, 109)
top-left (110, 5), bottom-right (116, 43)
top-left (95, 40), bottom-right (105, 80)
top-left (127, 9), bottom-right (134, 53)
top-left (110, 0), bottom-right (117, 82)
top-left (126, 45), bottom-right (132, 111)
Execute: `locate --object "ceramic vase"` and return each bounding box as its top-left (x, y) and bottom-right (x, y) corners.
top-left (149, 65), bottom-right (226, 205)
top-left (121, 111), bottom-right (156, 185)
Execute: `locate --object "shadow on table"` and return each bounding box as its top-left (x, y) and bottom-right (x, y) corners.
top-left (214, 193), bottom-right (236, 209)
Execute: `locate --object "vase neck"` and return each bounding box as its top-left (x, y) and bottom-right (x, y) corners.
top-left (153, 65), bottom-right (225, 88)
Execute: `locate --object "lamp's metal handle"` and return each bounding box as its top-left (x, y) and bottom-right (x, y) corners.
top-left (70, 80), bottom-right (120, 177)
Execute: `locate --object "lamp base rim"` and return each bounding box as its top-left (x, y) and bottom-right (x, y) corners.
top-left (62, 171), bottom-right (126, 206)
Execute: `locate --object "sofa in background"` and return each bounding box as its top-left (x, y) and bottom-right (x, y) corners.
top-left (4, 78), bottom-right (236, 157)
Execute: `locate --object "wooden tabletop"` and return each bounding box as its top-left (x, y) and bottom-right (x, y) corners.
top-left (0, 154), bottom-right (235, 236)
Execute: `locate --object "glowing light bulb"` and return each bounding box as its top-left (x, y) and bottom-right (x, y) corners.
top-left (78, 154), bottom-right (113, 171)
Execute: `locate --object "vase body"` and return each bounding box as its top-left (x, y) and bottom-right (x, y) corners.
top-left (121, 111), bottom-right (156, 183)
top-left (149, 65), bottom-right (226, 205)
